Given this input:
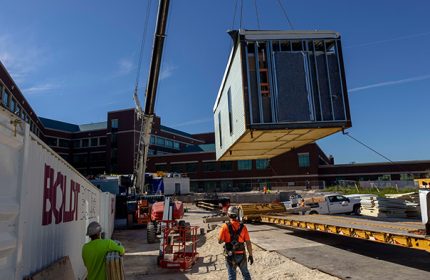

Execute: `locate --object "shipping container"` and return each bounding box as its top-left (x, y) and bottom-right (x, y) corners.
top-left (214, 30), bottom-right (351, 161)
top-left (0, 107), bottom-right (115, 279)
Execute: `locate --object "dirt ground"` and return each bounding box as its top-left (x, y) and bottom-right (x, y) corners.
top-left (113, 204), bottom-right (338, 280)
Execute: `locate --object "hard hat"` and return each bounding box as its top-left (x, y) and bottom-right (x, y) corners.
top-left (86, 221), bottom-right (102, 236)
top-left (227, 206), bottom-right (239, 218)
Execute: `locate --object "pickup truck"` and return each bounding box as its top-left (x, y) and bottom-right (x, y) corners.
top-left (283, 194), bottom-right (361, 215)
top-left (305, 194), bottom-right (361, 215)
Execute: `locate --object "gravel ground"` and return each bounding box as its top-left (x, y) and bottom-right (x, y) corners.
top-left (114, 204), bottom-right (339, 280)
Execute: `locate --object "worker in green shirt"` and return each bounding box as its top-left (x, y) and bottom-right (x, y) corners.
top-left (82, 221), bottom-right (125, 280)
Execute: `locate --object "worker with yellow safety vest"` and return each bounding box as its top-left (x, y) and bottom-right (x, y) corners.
top-left (218, 206), bottom-right (253, 280)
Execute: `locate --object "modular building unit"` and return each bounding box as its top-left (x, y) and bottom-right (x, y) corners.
top-left (0, 107), bottom-right (115, 279)
top-left (214, 30), bottom-right (351, 161)
top-left (163, 177), bottom-right (190, 195)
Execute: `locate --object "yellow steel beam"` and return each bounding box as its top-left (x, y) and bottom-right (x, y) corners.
top-left (260, 215), bottom-right (430, 253)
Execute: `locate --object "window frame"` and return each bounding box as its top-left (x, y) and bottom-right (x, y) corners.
top-left (238, 160), bottom-right (252, 170)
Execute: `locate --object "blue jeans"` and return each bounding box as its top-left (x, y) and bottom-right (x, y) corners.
top-left (225, 254), bottom-right (251, 280)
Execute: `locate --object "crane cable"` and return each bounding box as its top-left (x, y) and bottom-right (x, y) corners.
top-left (231, 0), bottom-right (239, 30)
top-left (240, 0), bottom-right (244, 29)
top-left (276, 0), bottom-right (294, 30)
top-left (253, 0), bottom-right (261, 30)
top-left (134, 0), bottom-right (153, 101)
top-left (342, 131), bottom-right (394, 163)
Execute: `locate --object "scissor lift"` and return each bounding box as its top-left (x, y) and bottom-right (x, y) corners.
top-left (158, 220), bottom-right (199, 269)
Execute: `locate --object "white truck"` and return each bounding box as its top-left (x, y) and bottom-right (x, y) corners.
top-left (283, 193), bottom-right (361, 215)
top-left (305, 194), bottom-right (361, 215)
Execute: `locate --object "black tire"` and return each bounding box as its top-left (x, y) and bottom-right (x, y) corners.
top-left (147, 222), bottom-right (157, 244)
top-left (352, 205), bottom-right (361, 216)
top-left (309, 210), bottom-right (318, 215)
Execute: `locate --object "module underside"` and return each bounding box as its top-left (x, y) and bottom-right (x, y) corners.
top-left (218, 127), bottom-right (341, 161)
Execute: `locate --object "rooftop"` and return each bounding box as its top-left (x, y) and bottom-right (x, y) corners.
top-left (39, 117), bottom-right (80, 132)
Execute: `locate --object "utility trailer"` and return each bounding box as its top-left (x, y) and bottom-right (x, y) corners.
top-left (260, 214), bottom-right (430, 253)
top-left (214, 30), bottom-right (351, 161)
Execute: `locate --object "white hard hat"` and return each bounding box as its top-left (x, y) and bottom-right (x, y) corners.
top-left (87, 221), bottom-right (102, 236)
top-left (227, 206), bottom-right (239, 218)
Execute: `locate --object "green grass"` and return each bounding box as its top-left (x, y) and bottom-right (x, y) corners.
top-left (322, 186), bottom-right (417, 197)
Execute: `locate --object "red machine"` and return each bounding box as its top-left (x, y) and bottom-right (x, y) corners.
top-left (147, 200), bottom-right (184, 243)
top-left (158, 220), bottom-right (199, 269)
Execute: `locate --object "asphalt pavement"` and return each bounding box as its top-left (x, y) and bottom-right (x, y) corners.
top-left (247, 223), bottom-right (430, 280)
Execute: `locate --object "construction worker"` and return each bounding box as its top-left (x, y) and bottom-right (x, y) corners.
top-left (218, 206), bottom-right (253, 280)
top-left (82, 221), bottom-right (125, 280)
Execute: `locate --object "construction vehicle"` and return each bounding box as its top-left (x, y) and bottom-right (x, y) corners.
top-left (126, 194), bottom-right (164, 227)
top-left (147, 198), bottom-right (185, 243)
top-left (285, 194), bottom-right (361, 215)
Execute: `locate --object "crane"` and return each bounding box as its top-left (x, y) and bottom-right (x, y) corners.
top-left (133, 0), bottom-right (170, 194)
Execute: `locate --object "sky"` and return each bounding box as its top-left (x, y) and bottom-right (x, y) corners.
top-left (0, 0), bottom-right (429, 164)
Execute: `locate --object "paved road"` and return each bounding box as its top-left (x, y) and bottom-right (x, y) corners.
top-left (247, 224), bottom-right (430, 280)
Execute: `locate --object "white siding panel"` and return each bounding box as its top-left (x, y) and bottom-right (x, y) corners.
top-left (0, 110), bottom-right (24, 280)
top-left (215, 47), bottom-right (246, 160)
top-left (0, 108), bottom-right (115, 279)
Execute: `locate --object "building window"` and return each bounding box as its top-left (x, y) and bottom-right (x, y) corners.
top-left (400, 173), bottom-right (413, 180)
top-left (186, 163), bottom-right (197, 173)
top-left (298, 153), bottom-right (310, 168)
top-left (155, 163), bottom-right (167, 172)
top-left (2, 90), bottom-right (9, 107)
top-left (99, 137), bottom-right (107, 145)
top-left (82, 138), bottom-right (89, 148)
top-left (46, 137), bottom-right (58, 147)
top-left (227, 88), bottom-right (233, 134)
top-left (173, 142), bottom-right (180, 150)
top-left (220, 161), bottom-right (233, 171)
top-left (73, 140), bottom-right (81, 148)
top-left (203, 161), bottom-right (217, 172)
top-left (220, 181), bottom-right (233, 192)
top-left (91, 137), bottom-right (98, 147)
top-left (150, 135), bottom-right (156, 144)
top-left (165, 139), bottom-right (173, 148)
top-left (58, 139), bottom-right (70, 148)
top-left (111, 148), bottom-right (118, 163)
top-left (171, 163), bottom-right (185, 173)
top-left (16, 105), bottom-right (21, 117)
top-left (157, 137), bottom-right (165, 146)
top-left (10, 98), bottom-right (16, 113)
top-left (204, 181), bottom-right (217, 192)
top-left (111, 119), bottom-right (118, 129)
top-left (218, 112), bottom-right (222, 148)
top-left (238, 160), bottom-right (252, 170)
top-left (256, 159), bottom-right (269, 170)
top-left (378, 174), bottom-right (391, 181)
top-left (110, 134), bottom-right (117, 147)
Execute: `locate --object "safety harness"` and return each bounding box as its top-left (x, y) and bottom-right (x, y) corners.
top-left (224, 222), bottom-right (246, 261)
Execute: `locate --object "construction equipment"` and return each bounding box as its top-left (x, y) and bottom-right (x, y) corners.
top-left (195, 193), bottom-right (231, 214)
top-left (152, 197), bottom-right (199, 269)
top-left (158, 220), bottom-right (199, 269)
top-left (126, 194), bottom-right (164, 227)
top-left (132, 0), bottom-right (170, 193)
top-left (417, 179), bottom-right (430, 235)
top-left (147, 198), bottom-right (184, 243)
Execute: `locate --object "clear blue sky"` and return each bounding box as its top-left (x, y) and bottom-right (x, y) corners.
top-left (1, 0), bottom-right (429, 164)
